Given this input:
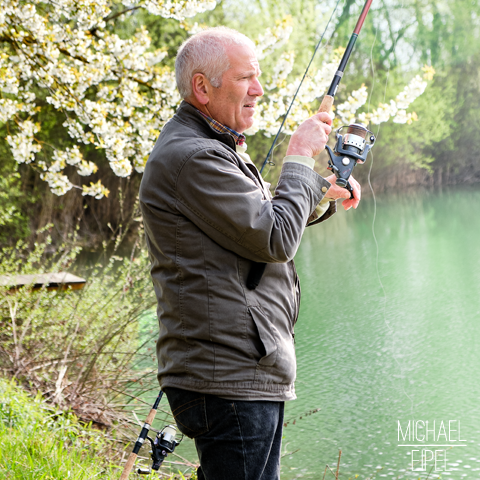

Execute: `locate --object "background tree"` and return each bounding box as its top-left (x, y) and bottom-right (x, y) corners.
top-left (0, 0), bottom-right (455, 248)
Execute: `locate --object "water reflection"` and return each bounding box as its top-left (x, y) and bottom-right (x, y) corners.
top-left (284, 185), bottom-right (480, 479)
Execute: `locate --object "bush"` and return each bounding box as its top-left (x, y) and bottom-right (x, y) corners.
top-left (0, 229), bottom-right (157, 426)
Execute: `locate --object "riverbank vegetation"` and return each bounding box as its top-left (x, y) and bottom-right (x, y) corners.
top-left (0, 378), bottom-right (120, 479)
top-left (0, 378), bottom-right (198, 479)
top-left (0, 232), bottom-right (199, 477)
top-left (0, 231), bottom-right (156, 423)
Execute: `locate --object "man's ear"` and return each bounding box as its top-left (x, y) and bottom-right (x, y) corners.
top-left (192, 73), bottom-right (210, 106)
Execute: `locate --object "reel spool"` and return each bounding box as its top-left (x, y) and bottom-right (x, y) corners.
top-left (326, 123), bottom-right (376, 192)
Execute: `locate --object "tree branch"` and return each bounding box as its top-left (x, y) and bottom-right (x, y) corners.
top-left (88, 5), bottom-right (144, 35)
top-left (104, 6), bottom-right (143, 24)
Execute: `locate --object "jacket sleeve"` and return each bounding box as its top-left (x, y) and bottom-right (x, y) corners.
top-left (307, 200), bottom-right (337, 226)
top-left (174, 147), bottom-right (331, 264)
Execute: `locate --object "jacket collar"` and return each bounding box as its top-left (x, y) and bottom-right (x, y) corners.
top-left (174, 101), bottom-right (237, 151)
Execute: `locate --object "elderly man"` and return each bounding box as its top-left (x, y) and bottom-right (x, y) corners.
top-left (139, 27), bottom-right (360, 480)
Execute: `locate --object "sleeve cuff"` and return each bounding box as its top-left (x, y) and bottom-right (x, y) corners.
top-left (315, 197), bottom-right (331, 217)
top-left (283, 155), bottom-right (315, 169)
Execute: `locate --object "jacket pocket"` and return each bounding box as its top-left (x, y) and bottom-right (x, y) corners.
top-left (248, 306), bottom-right (278, 367)
top-left (164, 387), bottom-right (208, 439)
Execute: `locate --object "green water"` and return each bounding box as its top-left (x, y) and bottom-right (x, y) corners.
top-left (282, 185), bottom-right (480, 479)
top-left (142, 186), bottom-right (480, 479)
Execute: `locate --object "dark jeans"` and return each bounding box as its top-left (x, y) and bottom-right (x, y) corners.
top-left (164, 387), bottom-right (284, 480)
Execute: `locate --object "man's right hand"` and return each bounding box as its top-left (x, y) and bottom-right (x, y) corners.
top-left (324, 174), bottom-right (361, 210)
top-left (286, 112), bottom-right (332, 158)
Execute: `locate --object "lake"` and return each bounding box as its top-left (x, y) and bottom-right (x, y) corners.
top-left (143, 185), bottom-right (480, 479)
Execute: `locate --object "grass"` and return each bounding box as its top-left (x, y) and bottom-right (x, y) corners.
top-left (0, 378), bottom-right (120, 479)
top-left (0, 379), bottom-right (198, 479)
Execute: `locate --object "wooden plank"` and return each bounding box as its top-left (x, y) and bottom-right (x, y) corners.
top-left (0, 272), bottom-right (86, 291)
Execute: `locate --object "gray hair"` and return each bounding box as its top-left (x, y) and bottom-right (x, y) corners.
top-left (175, 27), bottom-right (256, 99)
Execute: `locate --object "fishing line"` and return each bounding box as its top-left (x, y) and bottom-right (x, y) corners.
top-left (365, 6), bottom-right (415, 415)
top-left (259, 0), bottom-right (343, 174)
top-left (263, 132), bottom-right (288, 179)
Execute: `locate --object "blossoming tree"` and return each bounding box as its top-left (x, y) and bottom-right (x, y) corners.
top-left (0, 1), bottom-right (434, 199)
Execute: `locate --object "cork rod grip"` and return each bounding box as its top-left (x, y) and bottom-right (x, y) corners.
top-left (145, 408), bottom-right (157, 425)
top-left (119, 452), bottom-right (137, 480)
top-left (318, 95), bottom-right (334, 114)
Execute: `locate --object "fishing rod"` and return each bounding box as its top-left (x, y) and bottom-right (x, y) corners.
top-left (247, 0), bottom-right (376, 291)
top-left (259, 0), bottom-right (375, 174)
top-left (318, 0), bottom-right (376, 196)
top-left (119, 390), bottom-right (182, 479)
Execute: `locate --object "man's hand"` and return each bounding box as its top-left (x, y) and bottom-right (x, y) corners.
top-left (324, 174), bottom-right (361, 211)
top-left (286, 112), bottom-right (332, 158)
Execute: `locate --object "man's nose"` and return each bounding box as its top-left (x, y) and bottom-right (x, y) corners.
top-left (249, 77), bottom-right (264, 97)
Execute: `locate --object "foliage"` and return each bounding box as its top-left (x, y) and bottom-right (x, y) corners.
top-left (0, 0), bottom-right (217, 198)
top-left (0, 378), bottom-right (198, 479)
top-left (0, 164), bottom-right (32, 246)
top-left (0, 228), bottom-right (157, 426)
top-left (3, 0), bottom-right (477, 248)
top-left (0, 0), bottom-right (432, 201)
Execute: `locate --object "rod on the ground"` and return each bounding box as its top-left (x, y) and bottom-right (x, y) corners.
top-left (119, 390), bottom-right (164, 480)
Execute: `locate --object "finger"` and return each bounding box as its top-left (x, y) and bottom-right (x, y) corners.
top-left (342, 197), bottom-right (359, 210)
top-left (324, 174), bottom-right (336, 185)
top-left (342, 188), bottom-right (360, 210)
top-left (345, 197), bottom-right (360, 210)
top-left (329, 185), bottom-right (351, 200)
top-left (342, 198), bottom-right (353, 211)
top-left (314, 112), bottom-right (333, 127)
top-left (349, 179), bottom-right (361, 209)
top-left (349, 176), bottom-right (361, 202)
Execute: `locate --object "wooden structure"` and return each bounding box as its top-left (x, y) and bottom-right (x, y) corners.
top-left (0, 272), bottom-right (86, 291)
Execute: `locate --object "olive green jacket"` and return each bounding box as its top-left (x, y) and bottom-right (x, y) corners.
top-left (139, 101), bottom-right (335, 401)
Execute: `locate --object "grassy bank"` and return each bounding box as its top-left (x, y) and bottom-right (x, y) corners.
top-left (0, 378), bottom-right (121, 479)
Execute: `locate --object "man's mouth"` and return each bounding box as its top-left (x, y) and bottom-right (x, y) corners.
top-left (243, 103), bottom-right (256, 108)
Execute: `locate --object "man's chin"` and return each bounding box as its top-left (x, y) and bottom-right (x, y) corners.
top-left (238, 118), bottom-right (255, 134)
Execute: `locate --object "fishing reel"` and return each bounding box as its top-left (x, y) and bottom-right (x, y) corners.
top-left (137, 424), bottom-right (181, 475)
top-left (326, 123), bottom-right (375, 196)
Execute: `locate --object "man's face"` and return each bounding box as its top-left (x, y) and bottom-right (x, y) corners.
top-left (205, 44), bottom-right (263, 133)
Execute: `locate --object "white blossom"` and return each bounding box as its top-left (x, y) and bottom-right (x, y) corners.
top-left (0, 98), bottom-right (19, 122)
top-left (335, 84), bottom-right (368, 124)
top-left (77, 160), bottom-right (98, 176)
top-left (110, 159), bottom-right (133, 177)
top-left (393, 110), bottom-right (418, 124)
top-left (266, 52), bottom-right (295, 90)
top-left (186, 22), bottom-right (205, 35)
top-left (82, 180), bottom-right (110, 199)
top-left (53, 146), bottom-right (84, 167)
top-left (256, 17), bottom-right (293, 60)
top-left (0, 2), bottom-right (433, 198)
top-left (41, 172), bottom-right (73, 196)
top-left (359, 74), bottom-right (430, 126)
top-left (6, 121), bottom-right (42, 164)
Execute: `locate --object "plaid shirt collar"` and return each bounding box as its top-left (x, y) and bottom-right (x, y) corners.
top-left (195, 108), bottom-right (246, 147)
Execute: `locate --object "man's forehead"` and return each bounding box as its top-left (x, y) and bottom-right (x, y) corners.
top-left (226, 44), bottom-right (261, 74)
